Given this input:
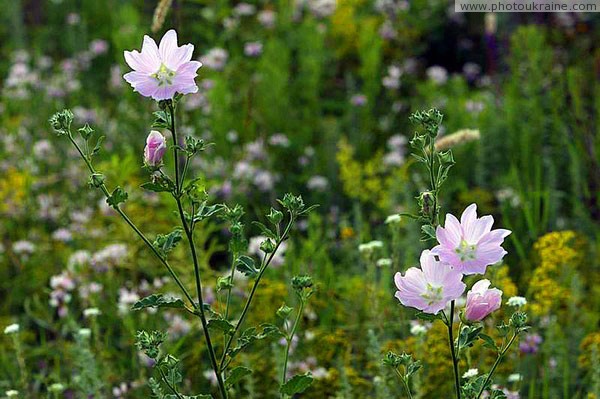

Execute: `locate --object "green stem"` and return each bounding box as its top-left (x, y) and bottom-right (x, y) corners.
top-left (219, 219), bottom-right (294, 370)
top-left (180, 154), bottom-right (191, 193)
top-left (282, 299), bottom-right (305, 389)
top-left (158, 366), bottom-right (185, 399)
top-left (393, 368), bottom-right (414, 399)
top-left (447, 301), bottom-right (461, 399)
top-left (66, 134), bottom-right (196, 308)
top-left (168, 104), bottom-right (228, 399)
top-left (476, 332), bottom-right (519, 399)
top-left (223, 252), bottom-right (238, 321)
top-left (428, 136), bottom-right (439, 226)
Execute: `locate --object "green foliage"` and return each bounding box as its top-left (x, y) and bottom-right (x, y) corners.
top-left (136, 330), bottom-right (168, 360)
top-left (106, 186), bottom-right (129, 208)
top-left (280, 372), bottom-right (314, 396)
top-left (3, 3), bottom-right (600, 399)
top-left (131, 294), bottom-right (186, 312)
top-left (236, 255), bottom-right (258, 277)
top-left (153, 228), bottom-right (183, 257)
top-left (224, 366), bottom-right (252, 388)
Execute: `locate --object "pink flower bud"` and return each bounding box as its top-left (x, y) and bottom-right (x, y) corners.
top-left (144, 130), bottom-right (167, 166)
top-left (465, 279), bottom-right (502, 321)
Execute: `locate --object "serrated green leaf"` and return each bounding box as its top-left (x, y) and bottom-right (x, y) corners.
top-left (207, 319), bottom-right (235, 335)
top-left (251, 221), bottom-right (278, 240)
top-left (78, 124), bottom-right (94, 140)
top-left (131, 294), bottom-right (185, 311)
top-left (227, 324), bottom-right (283, 361)
top-left (491, 389), bottom-right (508, 399)
top-left (194, 202), bottom-right (224, 222)
top-left (106, 186), bottom-right (128, 208)
top-left (92, 135), bottom-right (104, 156)
top-left (148, 377), bottom-right (164, 397)
top-left (216, 276), bottom-right (233, 292)
top-left (421, 224), bottom-right (436, 240)
top-left (398, 212), bottom-right (419, 220)
top-left (236, 255), bottom-right (259, 277)
top-left (141, 181), bottom-right (172, 193)
top-left (407, 360), bottom-right (422, 377)
top-left (411, 153), bottom-right (427, 163)
top-left (153, 229), bottom-right (183, 257)
top-left (415, 312), bottom-right (441, 321)
top-left (479, 333), bottom-right (498, 351)
top-left (152, 110), bottom-right (171, 129)
top-left (280, 373), bottom-right (313, 396)
top-left (259, 323), bottom-right (284, 338)
top-left (496, 322), bottom-right (510, 337)
top-left (225, 366), bottom-right (252, 388)
top-left (298, 204), bottom-right (319, 215)
top-left (458, 325), bottom-right (483, 349)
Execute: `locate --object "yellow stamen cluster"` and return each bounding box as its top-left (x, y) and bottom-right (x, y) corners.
top-left (152, 64), bottom-right (176, 86)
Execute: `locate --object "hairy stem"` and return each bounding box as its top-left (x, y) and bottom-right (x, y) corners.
top-left (219, 219), bottom-right (294, 370)
top-left (66, 134), bottom-right (196, 308)
top-left (282, 299), bottom-right (305, 390)
top-left (393, 368), bottom-right (414, 399)
top-left (158, 366), bottom-right (185, 399)
top-left (168, 103), bottom-right (228, 399)
top-left (223, 251), bottom-right (238, 320)
top-left (428, 136), bottom-right (439, 226)
top-left (476, 331), bottom-right (519, 399)
top-left (447, 301), bottom-right (461, 399)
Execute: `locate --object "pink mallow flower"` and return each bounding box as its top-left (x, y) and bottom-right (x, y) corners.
top-left (432, 204), bottom-right (511, 275)
top-left (394, 250), bottom-right (466, 314)
top-left (144, 130), bottom-right (167, 166)
top-left (464, 279), bottom-right (502, 321)
top-left (123, 29), bottom-right (202, 100)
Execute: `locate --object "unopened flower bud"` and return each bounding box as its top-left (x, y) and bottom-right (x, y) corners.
top-left (260, 238), bottom-right (276, 253)
top-left (267, 208), bottom-right (284, 225)
top-left (49, 109), bottom-right (74, 135)
top-left (89, 173), bottom-right (105, 188)
top-left (509, 311), bottom-right (528, 329)
top-left (144, 130), bottom-right (167, 167)
top-left (465, 280), bottom-right (502, 321)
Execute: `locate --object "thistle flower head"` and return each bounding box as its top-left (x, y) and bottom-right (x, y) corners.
top-left (123, 30), bottom-right (202, 100)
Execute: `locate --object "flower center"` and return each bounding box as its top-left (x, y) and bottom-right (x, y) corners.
top-left (455, 239), bottom-right (477, 262)
top-left (152, 64), bottom-right (176, 86)
top-left (421, 283), bottom-right (444, 305)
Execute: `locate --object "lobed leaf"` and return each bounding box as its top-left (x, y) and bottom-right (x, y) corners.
top-left (236, 255), bottom-right (259, 277)
top-left (131, 294), bottom-right (185, 311)
top-left (280, 373), bottom-right (313, 396)
top-left (225, 366), bottom-right (252, 388)
top-left (106, 187), bottom-right (128, 208)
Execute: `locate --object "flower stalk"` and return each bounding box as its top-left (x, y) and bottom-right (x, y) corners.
top-left (166, 102), bottom-right (228, 399)
top-left (445, 302), bottom-right (461, 399)
top-left (219, 218), bottom-right (294, 370)
top-left (63, 126), bottom-right (197, 309)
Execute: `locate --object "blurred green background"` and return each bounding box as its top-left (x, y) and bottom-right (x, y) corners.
top-left (0, 0), bottom-right (599, 398)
